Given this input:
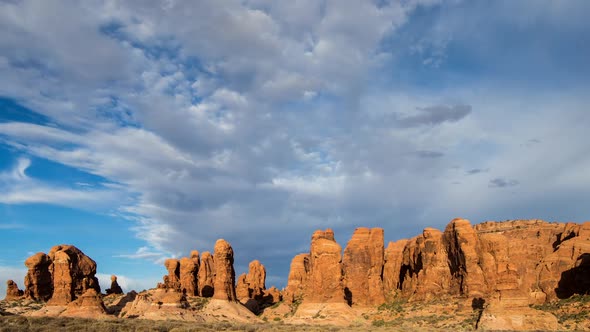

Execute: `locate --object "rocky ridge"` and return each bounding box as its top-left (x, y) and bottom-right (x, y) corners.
top-left (2, 218), bottom-right (589, 330)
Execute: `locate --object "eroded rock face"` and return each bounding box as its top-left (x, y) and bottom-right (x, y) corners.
top-left (444, 218), bottom-right (487, 297)
top-left (383, 239), bottom-right (408, 300)
top-left (383, 219), bottom-right (590, 306)
top-left (106, 275), bottom-right (123, 295)
top-left (163, 259), bottom-right (181, 292)
top-left (179, 252), bottom-right (199, 296)
top-left (283, 253), bottom-right (309, 304)
top-left (212, 239), bottom-right (237, 301)
top-left (399, 228), bottom-right (452, 300)
top-left (60, 288), bottom-right (109, 319)
top-left (245, 260), bottom-right (266, 300)
top-left (537, 222), bottom-right (590, 300)
top-left (236, 273), bottom-right (249, 300)
top-left (304, 229), bottom-right (346, 304)
top-left (342, 227), bottom-right (385, 306)
top-left (24, 253), bottom-right (52, 301)
top-left (237, 260), bottom-right (273, 313)
top-left (5, 280), bottom-right (23, 300)
top-left (23, 245), bottom-right (100, 305)
top-left (198, 251), bottom-right (214, 297)
top-left (263, 286), bottom-right (281, 304)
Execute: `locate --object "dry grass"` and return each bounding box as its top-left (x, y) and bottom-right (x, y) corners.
top-left (0, 316), bottom-right (375, 332)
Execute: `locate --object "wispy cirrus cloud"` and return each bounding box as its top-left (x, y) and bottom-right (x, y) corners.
top-left (0, 157), bottom-right (126, 210)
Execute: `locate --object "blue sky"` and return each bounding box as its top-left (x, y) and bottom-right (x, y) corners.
top-left (1, 0), bottom-right (589, 296)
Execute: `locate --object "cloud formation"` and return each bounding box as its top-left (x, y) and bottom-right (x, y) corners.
top-left (489, 178), bottom-right (520, 188)
top-left (0, 0), bottom-right (589, 287)
top-left (398, 104), bottom-right (472, 127)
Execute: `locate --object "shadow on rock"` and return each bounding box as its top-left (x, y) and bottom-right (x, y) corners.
top-left (556, 253), bottom-right (590, 299)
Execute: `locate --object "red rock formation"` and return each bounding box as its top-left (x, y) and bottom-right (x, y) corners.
top-left (179, 252), bottom-right (199, 296)
top-left (163, 259), bottom-right (181, 291)
top-left (444, 218), bottom-right (487, 297)
top-left (245, 260), bottom-right (266, 300)
top-left (475, 220), bottom-right (581, 304)
top-left (24, 252), bottom-right (52, 301)
top-left (60, 288), bottom-right (110, 319)
top-left (378, 219), bottom-right (590, 306)
top-left (283, 253), bottom-right (309, 304)
top-left (303, 229), bottom-right (346, 304)
top-left (212, 239), bottom-right (237, 301)
top-left (5, 280), bottom-right (23, 300)
top-left (342, 227), bottom-right (385, 306)
top-left (382, 239), bottom-right (408, 300)
top-left (399, 228), bottom-right (452, 300)
top-left (198, 251), bottom-right (214, 297)
top-left (262, 286), bottom-right (281, 304)
top-left (48, 250), bottom-right (74, 305)
top-left (235, 273), bottom-right (249, 300)
top-left (106, 275), bottom-right (123, 295)
top-left (236, 260), bottom-right (272, 313)
top-left (24, 245), bottom-right (100, 306)
top-left (537, 222), bottom-right (590, 300)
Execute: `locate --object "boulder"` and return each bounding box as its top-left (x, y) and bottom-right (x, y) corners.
top-left (212, 239), bottom-right (237, 301)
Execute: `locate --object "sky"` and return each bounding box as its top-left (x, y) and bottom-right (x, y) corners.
top-left (1, 0), bottom-right (589, 297)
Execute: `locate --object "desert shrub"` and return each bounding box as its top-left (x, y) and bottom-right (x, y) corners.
top-left (378, 298), bottom-right (406, 313)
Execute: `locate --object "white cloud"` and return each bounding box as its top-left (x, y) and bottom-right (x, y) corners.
top-left (0, 157), bottom-right (127, 210)
top-left (0, 0), bottom-right (588, 287)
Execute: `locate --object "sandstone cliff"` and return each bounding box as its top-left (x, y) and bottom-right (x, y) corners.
top-left (284, 219), bottom-right (590, 308)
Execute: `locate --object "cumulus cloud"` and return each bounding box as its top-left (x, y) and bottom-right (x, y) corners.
top-left (0, 0), bottom-right (589, 287)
